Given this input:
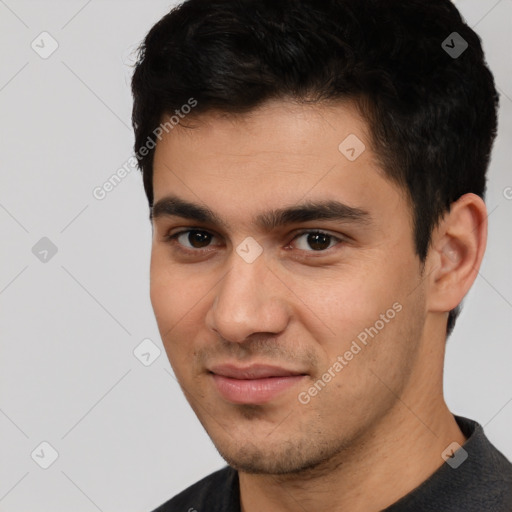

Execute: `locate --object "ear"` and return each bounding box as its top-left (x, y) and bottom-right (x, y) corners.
top-left (426, 193), bottom-right (488, 314)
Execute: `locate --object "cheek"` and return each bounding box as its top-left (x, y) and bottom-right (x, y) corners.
top-left (149, 250), bottom-right (190, 345)
top-left (149, 249), bottom-right (210, 363)
top-left (149, 252), bottom-right (172, 324)
top-left (292, 262), bottom-right (408, 337)
top-left (149, 273), bottom-right (191, 379)
top-left (304, 280), bottom-right (425, 421)
top-left (307, 256), bottom-right (418, 359)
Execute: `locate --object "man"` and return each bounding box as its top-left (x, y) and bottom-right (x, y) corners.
top-left (131, 0), bottom-right (512, 510)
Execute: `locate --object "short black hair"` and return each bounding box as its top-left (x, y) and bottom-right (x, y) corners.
top-left (131, 0), bottom-right (499, 337)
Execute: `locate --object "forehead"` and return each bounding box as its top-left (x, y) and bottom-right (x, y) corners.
top-left (151, 99), bottom-right (408, 230)
top-left (154, 99), bottom-right (372, 166)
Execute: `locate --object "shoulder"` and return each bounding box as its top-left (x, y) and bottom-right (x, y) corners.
top-left (150, 466), bottom-right (239, 512)
top-left (385, 415), bottom-right (512, 511)
top-left (433, 415), bottom-right (512, 510)
top-left (459, 416), bottom-right (512, 507)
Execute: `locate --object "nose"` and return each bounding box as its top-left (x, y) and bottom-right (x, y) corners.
top-left (205, 248), bottom-right (290, 343)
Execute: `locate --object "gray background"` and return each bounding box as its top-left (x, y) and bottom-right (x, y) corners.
top-left (0, 0), bottom-right (511, 510)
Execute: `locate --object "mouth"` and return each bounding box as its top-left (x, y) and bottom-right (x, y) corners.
top-left (208, 364), bottom-right (308, 405)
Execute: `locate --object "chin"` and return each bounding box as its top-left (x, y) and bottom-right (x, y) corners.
top-left (213, 435), bottom-right (336, 475)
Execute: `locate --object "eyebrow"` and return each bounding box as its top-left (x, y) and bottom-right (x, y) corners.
top-left (150, 194), bottom-right (372, 231)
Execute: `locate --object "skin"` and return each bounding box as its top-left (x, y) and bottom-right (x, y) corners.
top-left (149, 99), bottom-right (487, 511)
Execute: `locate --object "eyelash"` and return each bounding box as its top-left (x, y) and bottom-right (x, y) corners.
top-left (163, 229), bottom-right (344, 256)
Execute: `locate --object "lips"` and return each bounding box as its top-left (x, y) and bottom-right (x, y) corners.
top-left (209, 364), bottom-right (307, 404)
top-left (209, 364), bottom-right (304, 379)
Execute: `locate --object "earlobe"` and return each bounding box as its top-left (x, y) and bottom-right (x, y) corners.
top-left (427, 193), bottom-right (487, 313)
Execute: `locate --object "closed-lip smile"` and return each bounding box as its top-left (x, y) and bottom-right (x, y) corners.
top-left (208, 363), bottom-right (307, 404)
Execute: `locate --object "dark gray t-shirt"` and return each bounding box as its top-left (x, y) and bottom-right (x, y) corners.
top-left (152, 415), bottom-right (512, 511)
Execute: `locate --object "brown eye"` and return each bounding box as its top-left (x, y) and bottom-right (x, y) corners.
top-left (165, 229), bottom-right (220, 252)
top-left (291, 231), bottom-right (342, 252)
top-left (184, 230), bottom-right (213, 248)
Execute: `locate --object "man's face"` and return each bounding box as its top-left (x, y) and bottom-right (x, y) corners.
top-left (150, 100), bottom-right (428, 474)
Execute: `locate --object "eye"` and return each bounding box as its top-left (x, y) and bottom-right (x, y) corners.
top-left (289, 230), bottom-right (343, 252)
top-left (164, 229), bottom-right (220, 252)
